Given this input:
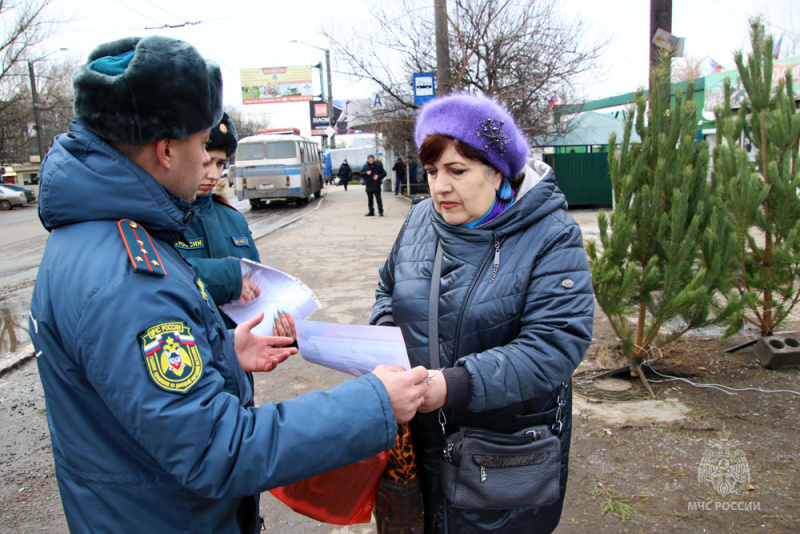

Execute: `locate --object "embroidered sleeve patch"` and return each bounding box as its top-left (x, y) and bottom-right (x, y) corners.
top-left (140, 321), bottom-right (204, 394)
top-left (175, 237), bottom-right (205, 250)
top-left (231, 236), bottom-right (251, 247)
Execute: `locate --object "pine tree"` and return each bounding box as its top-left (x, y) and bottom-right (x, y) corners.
top-left (714, 19), bottom-right (800, 336)
top-left (586, 60), bottom-right (741, 386)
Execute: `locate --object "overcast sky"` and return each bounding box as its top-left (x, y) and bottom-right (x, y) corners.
top-left (39, 0), bottom-right (799, 136)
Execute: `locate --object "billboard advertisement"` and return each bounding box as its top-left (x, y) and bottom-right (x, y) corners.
top-left (310, 101), bottom-right (330, 136)
top-left (241, 66), bottom-right (314, 105)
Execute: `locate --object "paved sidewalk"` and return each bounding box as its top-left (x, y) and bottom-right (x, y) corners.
top-left (254, 185), bottom-right (413, 327)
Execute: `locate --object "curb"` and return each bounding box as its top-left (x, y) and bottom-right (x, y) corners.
top-left (251, 193), bottom-right (327, 242)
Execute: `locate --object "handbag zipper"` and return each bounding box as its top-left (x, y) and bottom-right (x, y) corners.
top-left (463, 428), bottom-right (544, 444)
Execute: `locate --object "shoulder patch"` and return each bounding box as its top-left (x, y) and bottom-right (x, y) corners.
top-left (140, 321), bottom-right (204, 394)
top-left (118, 219), bottom-right (167, 276)
top-left (231, 236), bottom-right (251, 247)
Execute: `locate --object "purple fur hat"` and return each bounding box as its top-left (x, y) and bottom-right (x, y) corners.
top-left (414, 94), bottom-right (529, 178)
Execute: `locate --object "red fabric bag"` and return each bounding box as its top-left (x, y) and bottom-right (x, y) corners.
top-left (269, 452), bottom-right (388, 525)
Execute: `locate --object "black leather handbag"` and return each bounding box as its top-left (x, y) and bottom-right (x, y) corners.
top-left (438, 417), bottom-right (563, 509)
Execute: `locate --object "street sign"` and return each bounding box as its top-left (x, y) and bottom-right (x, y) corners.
top-left (413, 73), bottom-right (435, 106)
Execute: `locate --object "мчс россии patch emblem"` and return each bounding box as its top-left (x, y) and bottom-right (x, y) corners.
top-left (140, 321), bottom-right (203, 393)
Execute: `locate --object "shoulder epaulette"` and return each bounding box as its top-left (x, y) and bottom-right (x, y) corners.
top-left (118, 219), bottom-right (167, 276)
top-left (214, 197), bottom-right (239, 212)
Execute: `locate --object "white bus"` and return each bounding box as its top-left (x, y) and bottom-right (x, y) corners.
top-left (233, 128), bottom-right (324, 208)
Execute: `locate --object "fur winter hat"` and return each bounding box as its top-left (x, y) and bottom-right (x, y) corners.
top-left (207, 112), bottom-right (238, 158)
top-left (414, 94), bottom-right (529, 178)
top-left (73, 36), bottom-right (223, 143)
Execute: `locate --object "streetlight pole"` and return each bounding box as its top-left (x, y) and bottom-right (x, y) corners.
top-left (27, 61), bottom-right (47, 162)
top-left (290, 40), bottom-right (336, 148)
top-left (324, 48), bottom-right (335, 149)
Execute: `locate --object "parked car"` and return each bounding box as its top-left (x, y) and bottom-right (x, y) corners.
top-left (1, 183), bottom-right (35, 203)
top-left (0, 185), bottom-right (27, 210)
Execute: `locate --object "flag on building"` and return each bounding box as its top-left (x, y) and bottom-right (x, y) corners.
top-left (548, 93), bottom-right (558, 109)
top-left (710, 59), bottom-right (723, 73)
top-left (773, 32), bottom-right (784, 60)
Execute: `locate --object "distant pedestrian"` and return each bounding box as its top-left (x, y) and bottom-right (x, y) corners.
top-left (392, 156), bottom-right (406, 195)
top-left (338, 159), bottom-right (352, 191)
top-left (361, 154), bottom-right (386, 216)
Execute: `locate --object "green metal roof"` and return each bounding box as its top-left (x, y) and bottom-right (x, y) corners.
top-left (535, 112), bottom-right (641, 147)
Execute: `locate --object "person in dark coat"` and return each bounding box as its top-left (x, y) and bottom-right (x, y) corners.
top-left (361, 154), bottom-right (386, 216)
top-left (392, 156), bottom-right (406, 195)
top-left (338, 159), bottom-right (352, 191)
top-left (371, 94), bottom-right (594, 533)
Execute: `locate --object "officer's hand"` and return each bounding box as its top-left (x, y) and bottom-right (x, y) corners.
top-left (234, 313), bottom-right (297, 372)
top-left (371, 365), bottom-right (429, 424)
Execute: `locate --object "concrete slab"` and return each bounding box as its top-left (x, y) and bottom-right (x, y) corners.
top-left (574, 396), bottom-right (691, 426)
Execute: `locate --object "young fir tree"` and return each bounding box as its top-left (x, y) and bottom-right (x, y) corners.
top-left (714, 19), bottom-right (800, 336)
top-left (586, 60), bottom-right (741, 383)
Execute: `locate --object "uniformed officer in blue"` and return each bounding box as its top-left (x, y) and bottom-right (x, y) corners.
top-left (28, 35), bottom-right (429, 534)
top-left (177, 112), bottom-right (270, 330)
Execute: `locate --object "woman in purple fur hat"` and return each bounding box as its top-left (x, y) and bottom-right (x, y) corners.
top-left (371, 94), bottom-right (595, 533)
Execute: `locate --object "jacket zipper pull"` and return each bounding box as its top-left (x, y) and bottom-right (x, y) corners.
top-left (480, 466), bottom-right (487, 483)
top-left (490, 241), bottom-right (500, 283)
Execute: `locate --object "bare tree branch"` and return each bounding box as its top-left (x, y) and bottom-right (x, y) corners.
top-left (323, 0), bottom-right (606, 149)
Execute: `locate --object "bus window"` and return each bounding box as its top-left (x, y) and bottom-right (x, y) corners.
top-left (266, 141), bottom-right (298, 159)
top-left (237, 143), bottom-right (266, 161)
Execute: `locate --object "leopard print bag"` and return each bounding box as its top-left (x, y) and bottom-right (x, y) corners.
top-left (373, 423), bottom-right (425, 533)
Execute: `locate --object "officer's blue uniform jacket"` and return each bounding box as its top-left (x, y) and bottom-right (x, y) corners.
top-left (371, 161), bottom-right (594, 533)
top-left (29, 119), bottom-right (397, 534)
top-left (178, 194), bottom-right (259, 327)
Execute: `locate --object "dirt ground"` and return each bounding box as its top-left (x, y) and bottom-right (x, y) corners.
top-left (556, 309), bottom-right (800, 534)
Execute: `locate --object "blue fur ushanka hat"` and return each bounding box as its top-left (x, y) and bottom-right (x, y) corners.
top-left (414, 94), bottom-right (529, 178)
top-left (207, 112), bottom-right (238, 158)
top-left (73, 36), bottom-right (223, 144)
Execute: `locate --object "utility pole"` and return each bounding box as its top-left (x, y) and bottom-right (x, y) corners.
top-left (649, 0), bottom-right (672, 95)
top-left (27, 61), bottom-right (47, 162)
top-left (435, 0), bottom-right (452, 95)
top-left (291, 40), bottom-right (336, 148)
top-left (324, 49), bottom-right (335, 149)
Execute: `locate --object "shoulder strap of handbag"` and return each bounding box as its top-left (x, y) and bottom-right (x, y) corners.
top-left (427, 239), bottom-right (568, 436)
top-left (428, 240), bottom-right (444, 370)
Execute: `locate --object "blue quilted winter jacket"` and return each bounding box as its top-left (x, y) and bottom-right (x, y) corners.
top-left (29, 119), bottom-right (396, 534)
top-left (371, 160), bottom-right (594, 533)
